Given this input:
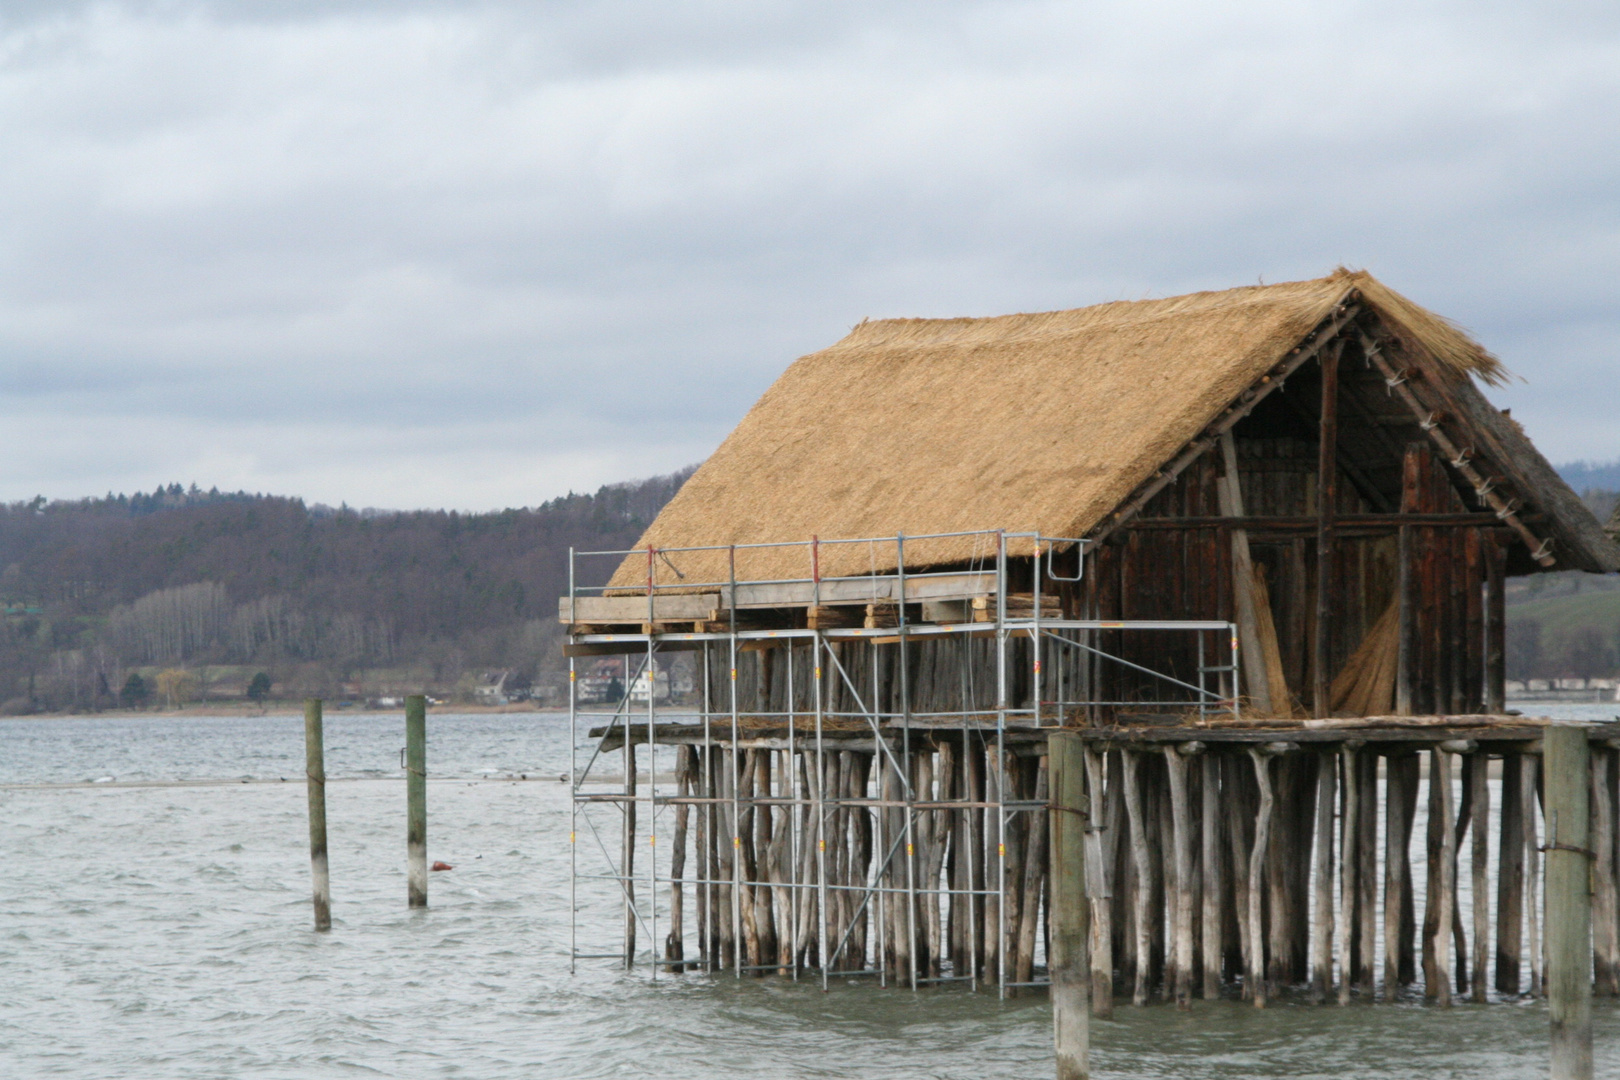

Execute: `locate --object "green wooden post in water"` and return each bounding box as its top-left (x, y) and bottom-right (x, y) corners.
top-left (1048, 731), bottom-right (1090, 1080)
top-left (406, 694), bottom-right (428, 908)
top-left (1545, 725), bottom-right (1592, 1080)
top-left (304, 698), bottom-right (331, 931)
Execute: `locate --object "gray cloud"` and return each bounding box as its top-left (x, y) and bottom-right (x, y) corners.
top-left (2, 0), bottom-right (1617, 508)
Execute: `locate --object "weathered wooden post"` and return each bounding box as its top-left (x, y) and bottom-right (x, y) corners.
top-left (406, 694), bottom-right (428, 908)
top-left (1545, 725), bottom-right (1592, 1080)
top-left (1049, 731), bottom-right (1090, 1080)
top-left (304, 698), bottom-right (331, 931)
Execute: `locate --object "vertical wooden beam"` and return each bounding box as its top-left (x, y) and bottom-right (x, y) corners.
top-left (1017, 758), bottom-right (1050, 989)
top-left (1590, 747), bottom-right (1618, 996)
top-left (668, 746), bottom-right (692, 970)
top-left (1248, 747), bottom-right (1275, 1007)
top-left (1384, 752), bottom-right (1417, 1001)
top-left (1526, 751), bottom-right (1544, 998)
top-left (1485, 533), bottom-right (1507, 714)
top-left (1427, 746), bottom-right (1456, 1006)
top-left (1545, 726), bottom-right (1593, 1080)
top-left (304, 698), bottom-right (331, 932)
top-left (1496, 749), bottom-right (1525, 993)
top-left (405, 694), bottom-right (427, 909)
top-left (1470, 750), bottom-right (1490, 1002)
top-left (1049, 733), bottom-right (1091, 1080)
top-left (1356, 750), bottom-right (1378, 997)
top-left (1396, 525), bottom-right (1415, 716)
top-left (1219, 433), bottom-right (1273, 715)
top-left (1201, 752), bottom-right (1224, 1000)
top-left (1312, 747), bottom-right (1336, 1001)
top-left (1463, 530), bottom-right (1485, 712)
top-left (1084, 747), bottom-right (1115, 1015)
top-left (1336, 746), bottom-right (1357, 1003)
top-left (1458, 531), bottom-right (1470, 718)
top-left (1123, 750), bottom-right (1152, 1005)
top-left (1165, 745), bottom-right (1196, 1008)
top-left (1453, 754), bottom-right (1472, 996)
top-left (1395, 444), bottom-right (1422, 715)
top-left (1223, 753), bottom-right (1252, 990)
top-left (1314, 344), bottom-right (1340, 717)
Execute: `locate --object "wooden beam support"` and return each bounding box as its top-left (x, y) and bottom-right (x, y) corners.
top-left (1219, 433), bottom-right (1273, 716)
top-left (1124, 512), bottom-right (1523, 530)
top-left (1485, 534), bottom-right (1507, 714)
top-left (1545, 725), bottom-right (1593, 1079)
top-left (1315, 342), bottom-right (1340, 717)
top-left (1360, 331), bottom-right (1556, 567)
top-left (1049, 732), bottom-right (1091, 1080)
top-left (1273, 376), bottom-right (1393, 513)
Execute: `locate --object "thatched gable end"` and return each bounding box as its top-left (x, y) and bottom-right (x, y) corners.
top-left (608, 269), bottom-right (1616, 590)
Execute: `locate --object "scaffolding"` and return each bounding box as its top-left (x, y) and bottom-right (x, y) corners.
top-left (565, 530), bottom-right (1238, 993)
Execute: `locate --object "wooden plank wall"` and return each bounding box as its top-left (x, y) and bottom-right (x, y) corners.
top-left (1086, 437), bottom-right (1503, 717)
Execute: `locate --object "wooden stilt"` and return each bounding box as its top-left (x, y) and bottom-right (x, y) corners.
top-left (1496, 749), bottom-right (1524, 994)
top-left (1086, 746), bottom-right (1116, 1016)
top-left (1200, 752), bottom-right (1224, 1000)
top-left (1590, 747), bottom-right (1618, 996)
top-left (1356, 750), bottom-right (1378, 997)
top-left (1049, 732), bottom-right (1090, 1080)
top-left (718, 749), bottom-right (736, 971)
top-left (1525, 752), bottom-right (1543, 997)
top-left (1227, 753), bottom-right (1256, 999)
top-left (304, 698), bottom-right (331, 932)
top-left (1148, 761), bottom-right (1169, 994)
top-left (1453, 753), bottom-right (1472, 996)
top-left (1164, 745), bottom-right (1196, 1008)
top-left (1123, 750), bottom-right (1152, 1006)
top-left (406, 694), bottom-right (428, 910)
top-left (1385, 752), bottom-right (1417, 1001)
top-left (1312, 747), bottom-right (1335, 1002)
top-left (1470, 750), bottom-right (1489, 1002)
top-left (1431, 746), bottom-right (1456, 1006)
top-left (1545, 726), bottom-right (1593, 1080)
top-left (1336, 746), bottom-right (1357, 1003)
top-left (667, 744), bottom-right (695, 968)
top-left (737, 749), bottom-right (762, 970)
top-left (1016, 757), bottom-right (1050, 988)
top-left (1248, 746), bottom-right (1276, 1007)
top-left (1423, 752), bottom-right (1440, 996)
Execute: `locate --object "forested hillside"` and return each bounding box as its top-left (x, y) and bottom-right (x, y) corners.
top-left (0, 469), bottom-right (693, 712)
top-left (1504, 474), bottom-right (1620, 682)
top-left (3, 460), bottom-right (1617, 712)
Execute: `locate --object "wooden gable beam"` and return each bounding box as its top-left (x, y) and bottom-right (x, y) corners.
top-left (1357, 330), bottom-right (1556, 567)
top-left (1086, 300), bottom-right (1363, 546)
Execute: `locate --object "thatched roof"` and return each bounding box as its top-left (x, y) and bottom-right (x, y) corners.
top-left (609, 269), bottom-right (1614, 590)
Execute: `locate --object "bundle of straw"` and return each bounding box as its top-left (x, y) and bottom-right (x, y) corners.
top-left (1328, 598), bottom-right (1399, 717)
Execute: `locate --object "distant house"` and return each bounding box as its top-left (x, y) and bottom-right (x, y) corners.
top-left (474, 670), bottom-right (513, 705)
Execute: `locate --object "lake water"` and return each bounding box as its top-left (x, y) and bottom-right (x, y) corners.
top-left (3, 707), bottom-right (1618, 1078)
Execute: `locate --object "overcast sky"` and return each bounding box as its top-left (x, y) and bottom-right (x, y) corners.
top-left (1, 1), bottom-right (1617, 510)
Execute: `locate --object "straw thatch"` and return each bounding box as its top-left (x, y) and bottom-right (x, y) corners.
top-left (607, 269), bottom-right (1599, 591)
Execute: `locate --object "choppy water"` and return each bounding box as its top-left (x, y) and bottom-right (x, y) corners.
top-left (3, 707), bottom-right (1619, 1078)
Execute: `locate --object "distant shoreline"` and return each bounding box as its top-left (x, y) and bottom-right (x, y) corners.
top-left (1, 703), bottom-right (571, 720)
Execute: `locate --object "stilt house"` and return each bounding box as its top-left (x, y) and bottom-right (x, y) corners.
top-left (568, 268), bottom-right (1617, 720)
top-left (557, 270), bottom-right (1620, 1004)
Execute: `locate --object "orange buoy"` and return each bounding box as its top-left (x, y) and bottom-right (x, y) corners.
top-left (430, 861), bottom-right (453, 871)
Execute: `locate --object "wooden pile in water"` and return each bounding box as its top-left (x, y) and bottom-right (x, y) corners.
top-left (619, 727), bottom-right (1620, 1006)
